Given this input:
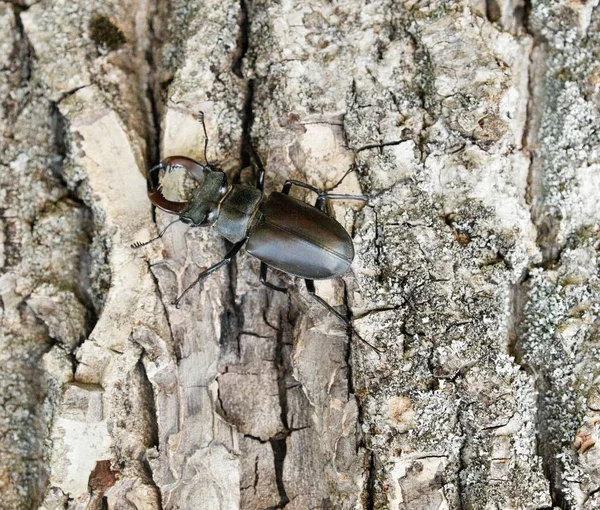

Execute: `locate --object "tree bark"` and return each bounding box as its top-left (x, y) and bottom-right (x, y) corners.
top-left (2, 0), bottom-right (600, 508)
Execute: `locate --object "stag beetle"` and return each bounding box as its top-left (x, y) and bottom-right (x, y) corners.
top-left (133, 113), bottom-right (383, 353)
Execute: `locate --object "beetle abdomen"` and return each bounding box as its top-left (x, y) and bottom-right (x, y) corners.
top-left (246, 192), bottom-right (354, 280)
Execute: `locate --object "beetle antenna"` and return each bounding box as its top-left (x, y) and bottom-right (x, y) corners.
top-left (131, 219), bottom-right (180, 249)
top-left (193, 110), bottom-right (210, 166)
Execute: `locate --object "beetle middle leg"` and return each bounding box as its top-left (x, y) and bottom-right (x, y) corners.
top-left (172, 239), bottom-right (246, 307)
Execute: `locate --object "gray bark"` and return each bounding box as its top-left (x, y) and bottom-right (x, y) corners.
top-left (1, 0), bottom-right (600, 508)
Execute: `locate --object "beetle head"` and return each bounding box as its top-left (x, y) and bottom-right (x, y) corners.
top-left (179, 170), bottom-right (228, 227)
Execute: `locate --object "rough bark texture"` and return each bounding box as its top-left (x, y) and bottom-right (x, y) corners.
top-left (2, 0), bottom-right (600, 508)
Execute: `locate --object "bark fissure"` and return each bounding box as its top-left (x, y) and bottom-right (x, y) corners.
top-left (221, 259), bottom-right (243, 356)
top-left (240, 78), bottom-right (255, 170)
top-left (147, 261), bottom-right (175, 340)
top-left (514, 7), bottom-right (574, 506)
top-left (269, 437), bottom-right (290, 509)
top-left (456, 400), bottom-right (468, 510)
top-left (136, 359), bottom-right (165, 510)
top-left (269, 310), bottom-right (293, 508)
top-left (334, 280), bottom-right (353, 374)
top-left (275, 314), bottom-right (290, 432)
top-left (145, 8), bottom-right (162, 169)
top-left (232, 0), bottom-right (249, 80)
top-left (365, 452), bottom-right (376, 510)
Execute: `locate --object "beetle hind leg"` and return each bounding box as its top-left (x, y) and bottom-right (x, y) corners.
top-left (304, 279), bottom-right (384, 354)
top-left (260, 263), bottom-right (287, 293)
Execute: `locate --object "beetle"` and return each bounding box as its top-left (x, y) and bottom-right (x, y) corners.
top-left (133, 113), bottom-right (383, 353)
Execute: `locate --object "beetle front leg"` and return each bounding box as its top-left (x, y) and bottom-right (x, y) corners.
top-left (173, 239), bottom-right (246, 307)
top-left (305, 279), bottom-right (384, 355)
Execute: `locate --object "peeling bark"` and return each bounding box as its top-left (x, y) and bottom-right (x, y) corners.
top-left (2, 0), bottom-right (600, 508)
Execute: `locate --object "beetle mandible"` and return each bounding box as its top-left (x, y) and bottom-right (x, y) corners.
top-left (133, 112), bottom-right (383, 353)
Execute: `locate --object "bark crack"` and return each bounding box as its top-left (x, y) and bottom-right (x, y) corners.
top-left (269, 437), bottom-right (290, 509)
top-left (365, 451), bottom-right (376, 510)
top-left (146, 261), bottom-right (175, 344)
top-left (136, 359), bottom-right (164, 510)
top-left (456, 399), bottom-right (468, 510)
top-left (513, 6), bottom-right (571, 506)
top-left (142, 0), bottom-right (162, 168)
top-left (355, 139), bottom-right (408, 152)
top-left (232, 0), bottom-right (249, 80)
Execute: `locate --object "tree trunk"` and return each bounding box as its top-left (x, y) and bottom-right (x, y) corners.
top-left (2, 0), bottom-right (600, 508)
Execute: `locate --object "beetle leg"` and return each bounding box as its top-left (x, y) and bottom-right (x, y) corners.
top-left (259, 263), bottom-right (287, 293)
top-left (249, 146), bottom-right (266, 192)
top-left (315, 195), bottom-right (326, 211)
top-left (283, 180), bottom-right (369, 205)
top-left (282, 180), bottom-right (323, 196)
top-left (172, 239), bottom-right (246, 308)
top-left (283, 166), bottom-right (361, 195)
top-left (313, 193), bottom-right (369, 212)
top-left (305, 279), bottom-right (385, 355)
top-left (322, 193), bottom-right (370, 202)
